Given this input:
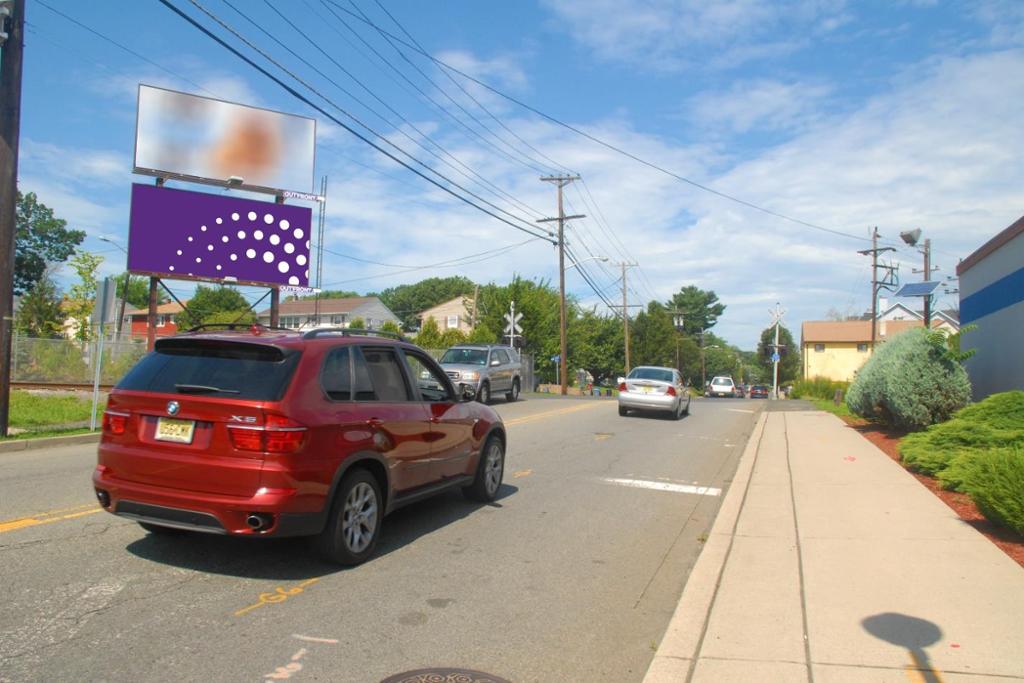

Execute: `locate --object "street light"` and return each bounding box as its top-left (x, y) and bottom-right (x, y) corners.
top-left (98, 236), bottom-right (130, 341)
top-left (672, 310), bottom-right (684, 374)
top-left (565, 255), bottom-right (609, 271)
top-left (900, 228), bottom-right (935, 327)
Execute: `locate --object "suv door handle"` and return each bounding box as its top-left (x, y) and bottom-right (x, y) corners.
top-left (365, 418), bottom-right (383, 428)
top-left (429, 416), bottom-right (440, 424)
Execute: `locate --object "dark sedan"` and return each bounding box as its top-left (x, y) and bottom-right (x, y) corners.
top-left (749, 384), bottom-right (770, 398)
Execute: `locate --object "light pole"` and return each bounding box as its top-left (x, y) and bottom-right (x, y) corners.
top-left (98, 236), bottom-right (130, 341)
top-left (900, 228), bottom-right (937, 328)
top-left (565, 255), bottom-right (609, 272)
top-left (672, 310), bottom-right (684, 374)
top-left (699, 329), bottom-right (707, 390)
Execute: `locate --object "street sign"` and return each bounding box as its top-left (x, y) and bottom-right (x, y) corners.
top-left (91, 277), bottom-right (117, 325)
top-left (771, 351), bottom-right (780, 363)
top-left (503, 311), bottom-right (523, 335)
top-left (550, 355), bottom-right (560, 363)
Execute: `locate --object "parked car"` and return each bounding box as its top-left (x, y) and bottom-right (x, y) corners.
top-left (707, 376), bottom-right (736, 398)
top-left (438, 344), bottom-right (522, 404)
top-left (617, 366), bottom-right (691, 419)
top-left (734, 384), bottom-right (747, 398)
top-left (749, 384), bottom-right (770, 398)
top-left (93, 326), bottom-right (507, 566)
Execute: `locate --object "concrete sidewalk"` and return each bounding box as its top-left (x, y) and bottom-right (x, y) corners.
top-left (645, 405), bottom-right (1024, 682)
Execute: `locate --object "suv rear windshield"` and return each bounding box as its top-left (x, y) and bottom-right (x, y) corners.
top-left (440, 348), bottom-right (488, 365)
top-left (711, 378), bottom-right (734, 386)
top-left (116, 339), bottom-right (301, 401)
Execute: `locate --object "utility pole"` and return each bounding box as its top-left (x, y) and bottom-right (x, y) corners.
top-left (614, 261), bottom-right (638, 374)
top-left (768, 303), bottom-right (786, 399)
top-left (0, 0), bottom-right (26, 438)
top-left (538, 174), bottom-right (582, 396)
top-left (699, 329), bottom-right (707, 390)
top-left (857, 227), bottom-right (896, 350)
top-left (912, 238), bottom-right (938, 328)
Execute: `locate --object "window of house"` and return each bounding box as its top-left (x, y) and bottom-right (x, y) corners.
top-left (814, 343), bottom-right (825, 353)
top-left (156, 315), bottom-right (166, 327)
top-left (857, 343), bottom-right (869, 352)
top-left (446, 315), bottom-right (459, 329)
top-left (331, 314), bottom-right (347, 325)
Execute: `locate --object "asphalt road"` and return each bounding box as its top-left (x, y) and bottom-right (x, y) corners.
top-left (0, 395), bottom-right (763, 683)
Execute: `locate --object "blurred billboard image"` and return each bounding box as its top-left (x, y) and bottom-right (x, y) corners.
top-left (128, 184), bottom-right (313, 288)
top-left (134, 85), bottom-right (316, 194)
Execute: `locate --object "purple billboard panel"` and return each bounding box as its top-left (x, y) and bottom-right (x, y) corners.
top-left (128, 184), bottom-right (313, 287)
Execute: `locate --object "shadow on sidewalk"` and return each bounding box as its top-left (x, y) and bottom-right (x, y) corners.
top-left (862, 612), bottom-right (944, 683)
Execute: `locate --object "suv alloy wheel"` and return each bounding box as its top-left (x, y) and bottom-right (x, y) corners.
top-left (314, 469), bottom-right (383, 565)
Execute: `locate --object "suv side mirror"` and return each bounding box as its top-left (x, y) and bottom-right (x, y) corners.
top-left (460, 384), bottom-right (477, 402)
top-left (490, 358), bottom-right (501, 366)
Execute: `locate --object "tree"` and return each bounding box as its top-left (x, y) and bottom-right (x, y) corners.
top-left (757, 324), bottom-right (800, 384)
top-left (64, 250), bottom-right (104, 342)
top-left (568, 309), bottom-right (622, 385)
top-left (379, 276), bottom-right (476, 329)
top-left (415, 317), bottom-right (443, 349)
top-left (439, 328), bottom-right (468, 347)
top-left (14, 269), bottom-right (65, 338)
top-left (15, 191), bottom-right (86, 295)
top-left (468, 321), bottom-right (497, 344)
top-left (476, 276), bottom-right (564, 381)
top-left (379, 320), bottom-right (401, 335)
top-left (299, 289), bottom-right (360, 301)
top-left (176, 285), bottom-right (251, 329)
top-left (631, 302), bottom-right (677, 369)
top-left (348, 316), bottom-right (366, 330)
top-left (116, 274), bottom-right (167, 309)
top-left (666, 285), bottom-right (726, 336)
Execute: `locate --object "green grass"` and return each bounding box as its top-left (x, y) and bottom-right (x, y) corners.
top-left (1, 427), bottom-right (94, 441)
top-left (900, 391), bottom-right (1024, 484)
top-left (808, 397), bottom-right (855, 420)
top-left (9, 390), bottom-right (102, 429)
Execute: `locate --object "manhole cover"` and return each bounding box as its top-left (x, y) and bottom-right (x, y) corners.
top-left (380, 668), bottom-right (513, 683)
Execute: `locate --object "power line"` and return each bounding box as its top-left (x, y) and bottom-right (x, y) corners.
top-left (34, 0), bottom-right (215, 96)
top-left (321, 2), bottom-right (877, 244)
top-left (242, 0), bottom-right (549, 222)
top-left (158, 0), bottom-right (555, 245)
top-left (368, 0), bottom-right (568, 174)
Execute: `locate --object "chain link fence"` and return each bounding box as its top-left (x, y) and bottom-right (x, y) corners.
top-left (11, 333), bottom-right (148, 386)
top-left (11, 335), bottom-right (538, 393)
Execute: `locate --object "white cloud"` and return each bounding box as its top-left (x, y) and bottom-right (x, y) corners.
top-left (688, 79), bottom-right (833, 134)
top-left (541, 0), bottom-right (848, 70)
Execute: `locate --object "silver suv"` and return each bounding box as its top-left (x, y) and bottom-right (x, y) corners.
top-left (439, 344), bottom-right (522, 404)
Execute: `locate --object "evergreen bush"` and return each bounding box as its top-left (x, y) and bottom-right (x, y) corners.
top-left (846, 328), bottom-right (970, 431)
top-left (900, 391), bottom-right (1024, 482)
top-left (956, 447), bottom-right (1024, 535)
top-left (792, 376), bottom-right (849, 401)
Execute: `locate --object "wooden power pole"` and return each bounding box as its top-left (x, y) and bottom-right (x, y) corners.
top-left (857, 227), bottom-right (896, 350)
top-left (538, 175), bottom-right (582, 396)
top-left (0, 0), bottom-right (25, 437)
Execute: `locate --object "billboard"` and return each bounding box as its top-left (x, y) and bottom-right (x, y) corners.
top-left (128, 184), bottom-right (313, 288)
top-left (134, 85), bottom-right (316, 195)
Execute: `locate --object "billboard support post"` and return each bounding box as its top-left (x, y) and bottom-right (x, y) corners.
top-left (147, 277), bottom-right (158, 352)
top-left (270, 288), bottom-right (280, 328)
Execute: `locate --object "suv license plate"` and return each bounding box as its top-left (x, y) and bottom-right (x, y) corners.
top-left (156, 417), bottom-right (195, 444)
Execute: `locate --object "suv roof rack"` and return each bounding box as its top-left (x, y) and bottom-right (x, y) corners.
top-left (302, 328), bottom-right (406, 341)
top-left (186, 323), bottom-right (297, 334)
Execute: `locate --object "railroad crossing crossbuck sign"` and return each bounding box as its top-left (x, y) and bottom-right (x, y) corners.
top-left (504, 301), bottom-right (523, 346)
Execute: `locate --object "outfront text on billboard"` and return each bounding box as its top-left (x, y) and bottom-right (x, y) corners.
top-left (127, 184), bottom-right (313, 288)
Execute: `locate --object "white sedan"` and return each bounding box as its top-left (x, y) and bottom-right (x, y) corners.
top-left (617, 366), bottom-right (691, 419)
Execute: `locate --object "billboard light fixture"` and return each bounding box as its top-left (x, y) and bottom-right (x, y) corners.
top-left (228, 176), bottom-right (244, 187)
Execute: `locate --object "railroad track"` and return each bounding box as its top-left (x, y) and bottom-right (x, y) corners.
top-left (12, 382), bottom-right (115, 392)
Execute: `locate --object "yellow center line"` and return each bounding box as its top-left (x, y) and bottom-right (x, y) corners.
top-left (0, 505), bottom-right (103, 534)
top-left (504, 401), bottom-right (606, 426)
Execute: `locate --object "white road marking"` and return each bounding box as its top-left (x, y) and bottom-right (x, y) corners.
top-left (602, 477), bottom-right (722, 497)
top-left (728, 408), bottom-right (755, 414)
top-left (292, 634), bottom-right (339, 644)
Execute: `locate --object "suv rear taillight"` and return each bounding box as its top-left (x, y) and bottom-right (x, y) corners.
top-left (102, 410), bottom-right (129, 435)
top-left (228, 414), bottom-right (307, 454)
top-left (618, 382), bottom-right (627, 392)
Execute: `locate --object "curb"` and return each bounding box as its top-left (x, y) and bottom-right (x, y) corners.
top-left (643, 411), bottom-right (768, 682)
top-left (0, 432), bottom-right (102, 454)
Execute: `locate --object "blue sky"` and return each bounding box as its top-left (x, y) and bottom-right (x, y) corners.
top-left (17, 0), bottom-right (1024, 348)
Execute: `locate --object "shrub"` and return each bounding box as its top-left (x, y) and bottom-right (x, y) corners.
top-left (955, 447), bottom-right (1024, 535)
top-left (845, 328), bottom-right (970, 431)
top-left (900, 391), bottom-right (1024, 481)
top-left (792, 376), bottom-right (849, 401)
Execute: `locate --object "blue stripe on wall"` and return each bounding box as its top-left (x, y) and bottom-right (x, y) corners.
top-left (961, 266), bottom-right (1024, 324)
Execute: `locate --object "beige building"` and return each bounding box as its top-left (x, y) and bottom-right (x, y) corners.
top-left (801, 319), bottom-right (925, 382)
top-left (419, 296), bottom-right (475, 333)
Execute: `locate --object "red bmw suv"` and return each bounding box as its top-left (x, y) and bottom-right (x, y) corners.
top-left (93, 326), bottom-right (507, 565)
